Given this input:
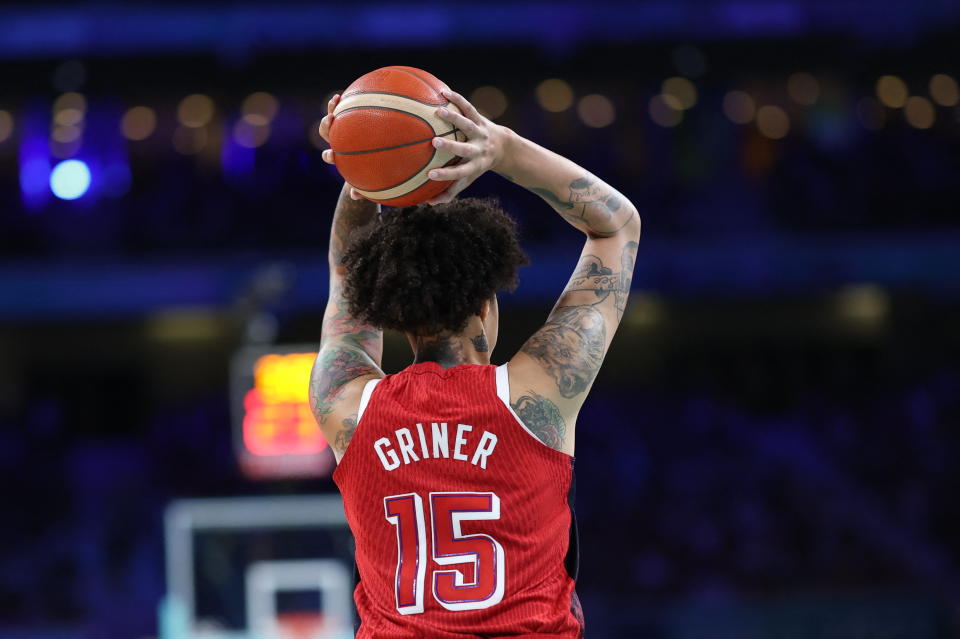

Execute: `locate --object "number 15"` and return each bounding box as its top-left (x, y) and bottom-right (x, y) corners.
top-left (384, 492), bottom-right (505, 614)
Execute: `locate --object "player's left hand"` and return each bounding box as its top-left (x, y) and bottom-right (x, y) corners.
top-left (426, 89), bottom-right (508, 205)
top-left (318, 92), bottom-right (365, 201)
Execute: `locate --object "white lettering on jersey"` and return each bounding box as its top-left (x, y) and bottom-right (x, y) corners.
top-left (396, 428), bottom-right (420, 464)
top-left (372, 423), bottom-right (497, 470)
top-left (415, 423), bottom-right (430, 459)
top-left (470, 432), bottom-right (498, 469)
top-left (375, 437), bottom-right (401, 471)
top-left (431, 422), bottom-right (449, 458)
top-left (453, 424), bottom-right (472, 461)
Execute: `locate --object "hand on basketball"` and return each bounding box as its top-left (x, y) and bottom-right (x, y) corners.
top-left (426, 89), bottom-right (506, 205)
top-left (318, 93), bottom-right (365, 201)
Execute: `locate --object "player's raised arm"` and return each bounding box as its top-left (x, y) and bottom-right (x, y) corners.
top-left (428, 90), bottom-right (641, 455)
top-left (309, 95), bottom-right (385, 461)
top-left (496, 134), bottom-right (640, 455)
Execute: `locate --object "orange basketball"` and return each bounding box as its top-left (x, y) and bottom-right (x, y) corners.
top-left (329, 66), bottom-right (467, 207)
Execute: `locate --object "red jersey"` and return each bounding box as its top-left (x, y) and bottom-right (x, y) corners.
top-left (333, 361), bottom-right (584, 639)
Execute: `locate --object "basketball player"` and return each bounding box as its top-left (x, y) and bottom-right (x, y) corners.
top-left (310, 88), bottom-right (640, 638)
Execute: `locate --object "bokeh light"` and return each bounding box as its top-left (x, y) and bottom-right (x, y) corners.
top-left (50, 138), bottom-right (82, 160)
top-left (662, 77), bottom-right (697, 110)
top-left (875, 75), bottom-right (908, 108)
top-left (722, 90), bottom-right (756, 124)
top-left (233, 119), bottom-right (270, 148)
top-left (49, 159), bottom-right (91, 200)
top-left (54, 108), bottom-right (83, 127)
top-left (756, 105), bottom-right (790, 139)
top-left (0, 110), bottom-right (13, 143)
top-left (904, 96), bottom-right (935, 129)
top-left (928, 74), bottom-right (959, 107)
top-left (469, 86), bottom-right (508, 120)
top-left (787, 72), bottom-right (820, 105)
top-left (577, 94), bottom-right (615, 128)
top-left (177, 94), bottom-right (215, 128)
top-left (53, 93), bottom-right (86, 115)
top-left (51, 125), bottom-right (82, 143)
top-left (837, 284), bottom-right (889, 324)
top-left (648, 95), bottom-right (683, 127)
top-left (121, 106), bottom-right (157, 141)
top-left (536, 79), bottom-right (574, 113)
top-left (20, 157), bottom-right (50, 196)
top-left (172, 125), bottom-right (208, 154)
top-left (241, 92), bottom-right (280, 126)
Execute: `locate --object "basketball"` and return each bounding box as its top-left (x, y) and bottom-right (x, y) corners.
top-left (329, 66), bottom-right (467, 207)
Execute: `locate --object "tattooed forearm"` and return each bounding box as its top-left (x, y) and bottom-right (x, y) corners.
top-left (331, 413), bottom-right (358, 457)
top-left (521, 305), bottom-right (606, 398)
top-left (527, 174), bottom-right (633, 238)
top-left (322, 185), bottom-right (383, 363)
top-left (322, 290), bottom-right (381, 351)
top-left (309, 346), bottom-right (378, 425)
top-left (512, 391), bottom-right (567, 450)
top-left (330, 185), bottom-right (379, 265)
top-left (565, 242), bottom-right (639, 319)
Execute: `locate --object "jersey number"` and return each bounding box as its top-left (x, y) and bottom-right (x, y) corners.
top-left (384, 492), bottom-right (505, 614)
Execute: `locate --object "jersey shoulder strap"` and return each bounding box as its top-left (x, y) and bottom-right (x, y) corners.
top-left (356, 377), bottom-right (382, 423)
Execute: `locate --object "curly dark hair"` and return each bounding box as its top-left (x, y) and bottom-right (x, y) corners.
top-left (341, 198), bottom-right (528, 335)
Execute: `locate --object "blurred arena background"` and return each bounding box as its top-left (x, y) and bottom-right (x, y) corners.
top-left (2, 1), bottom-right (960, 638)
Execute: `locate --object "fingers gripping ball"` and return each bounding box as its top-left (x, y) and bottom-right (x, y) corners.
top-left (329, 66), bottom-right (468, 207)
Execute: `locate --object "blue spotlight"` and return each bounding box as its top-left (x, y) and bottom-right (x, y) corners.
top-left (50, 159), bottom-right (91, 200)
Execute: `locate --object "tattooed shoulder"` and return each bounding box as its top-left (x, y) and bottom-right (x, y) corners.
top-left (511, 391), bottom-right (567, 450)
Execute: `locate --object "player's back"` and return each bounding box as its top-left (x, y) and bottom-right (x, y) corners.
top-left (333, 361), bottom-right (583, 639)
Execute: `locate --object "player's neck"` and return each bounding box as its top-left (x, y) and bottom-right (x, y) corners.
top-left (410, 325), bottom-right (491, 368)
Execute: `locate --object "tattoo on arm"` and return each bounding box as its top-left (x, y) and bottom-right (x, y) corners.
top-left (309, 346), bottom-right (378, 427)
top-left (521, 242), bottom-right (637, 397)
top-left (511, 391), bottom-right (567, 450)
top-left (332, 413), bottom-right (358, 457)
top-left (322, 186), bottom-right (383, 364)
top-left (330, 190), bottom-right (379, 265)
top-left (521, 305), bottom-right (606, 398)
top-left (322, 288), bottom-right (381, 350)
top-left (528, 174), bottom-right (632, 238)
top-left (565, 241), bottom-right (639, 319)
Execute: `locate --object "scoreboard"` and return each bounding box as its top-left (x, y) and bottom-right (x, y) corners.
top-left (230, 345), bottom-right (335, 479)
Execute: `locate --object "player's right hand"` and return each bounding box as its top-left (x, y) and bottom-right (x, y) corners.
top-left (318, 93), bottom-right (365, 200)
top-left (426, 89), bottom-right (509, 205)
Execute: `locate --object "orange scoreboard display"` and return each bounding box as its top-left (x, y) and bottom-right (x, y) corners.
top-left (230, 346), bottom-right (334, 479)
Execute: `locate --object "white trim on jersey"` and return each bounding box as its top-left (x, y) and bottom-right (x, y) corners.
top-left (357, 377), bottom-right (382, 423)
top-left (495, 363), bottom-right (557, 449)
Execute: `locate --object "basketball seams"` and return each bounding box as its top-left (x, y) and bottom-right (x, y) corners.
top-left (351, 152), bottom-right (458, 201)
top-left (355, 148), bottom-right (440, 195)
top-left (339, 90), bottom-right (449, 108)
top-left (334, 93), bottom-right (463, 137)
top-left (376, 156), bottom-right (461, 203)
top-left (334, 128), bottom-right (459, 156)
top-left (333, 102), bottom-right (455, 151)
top-left (384, 65), bottom-right (445, 98)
